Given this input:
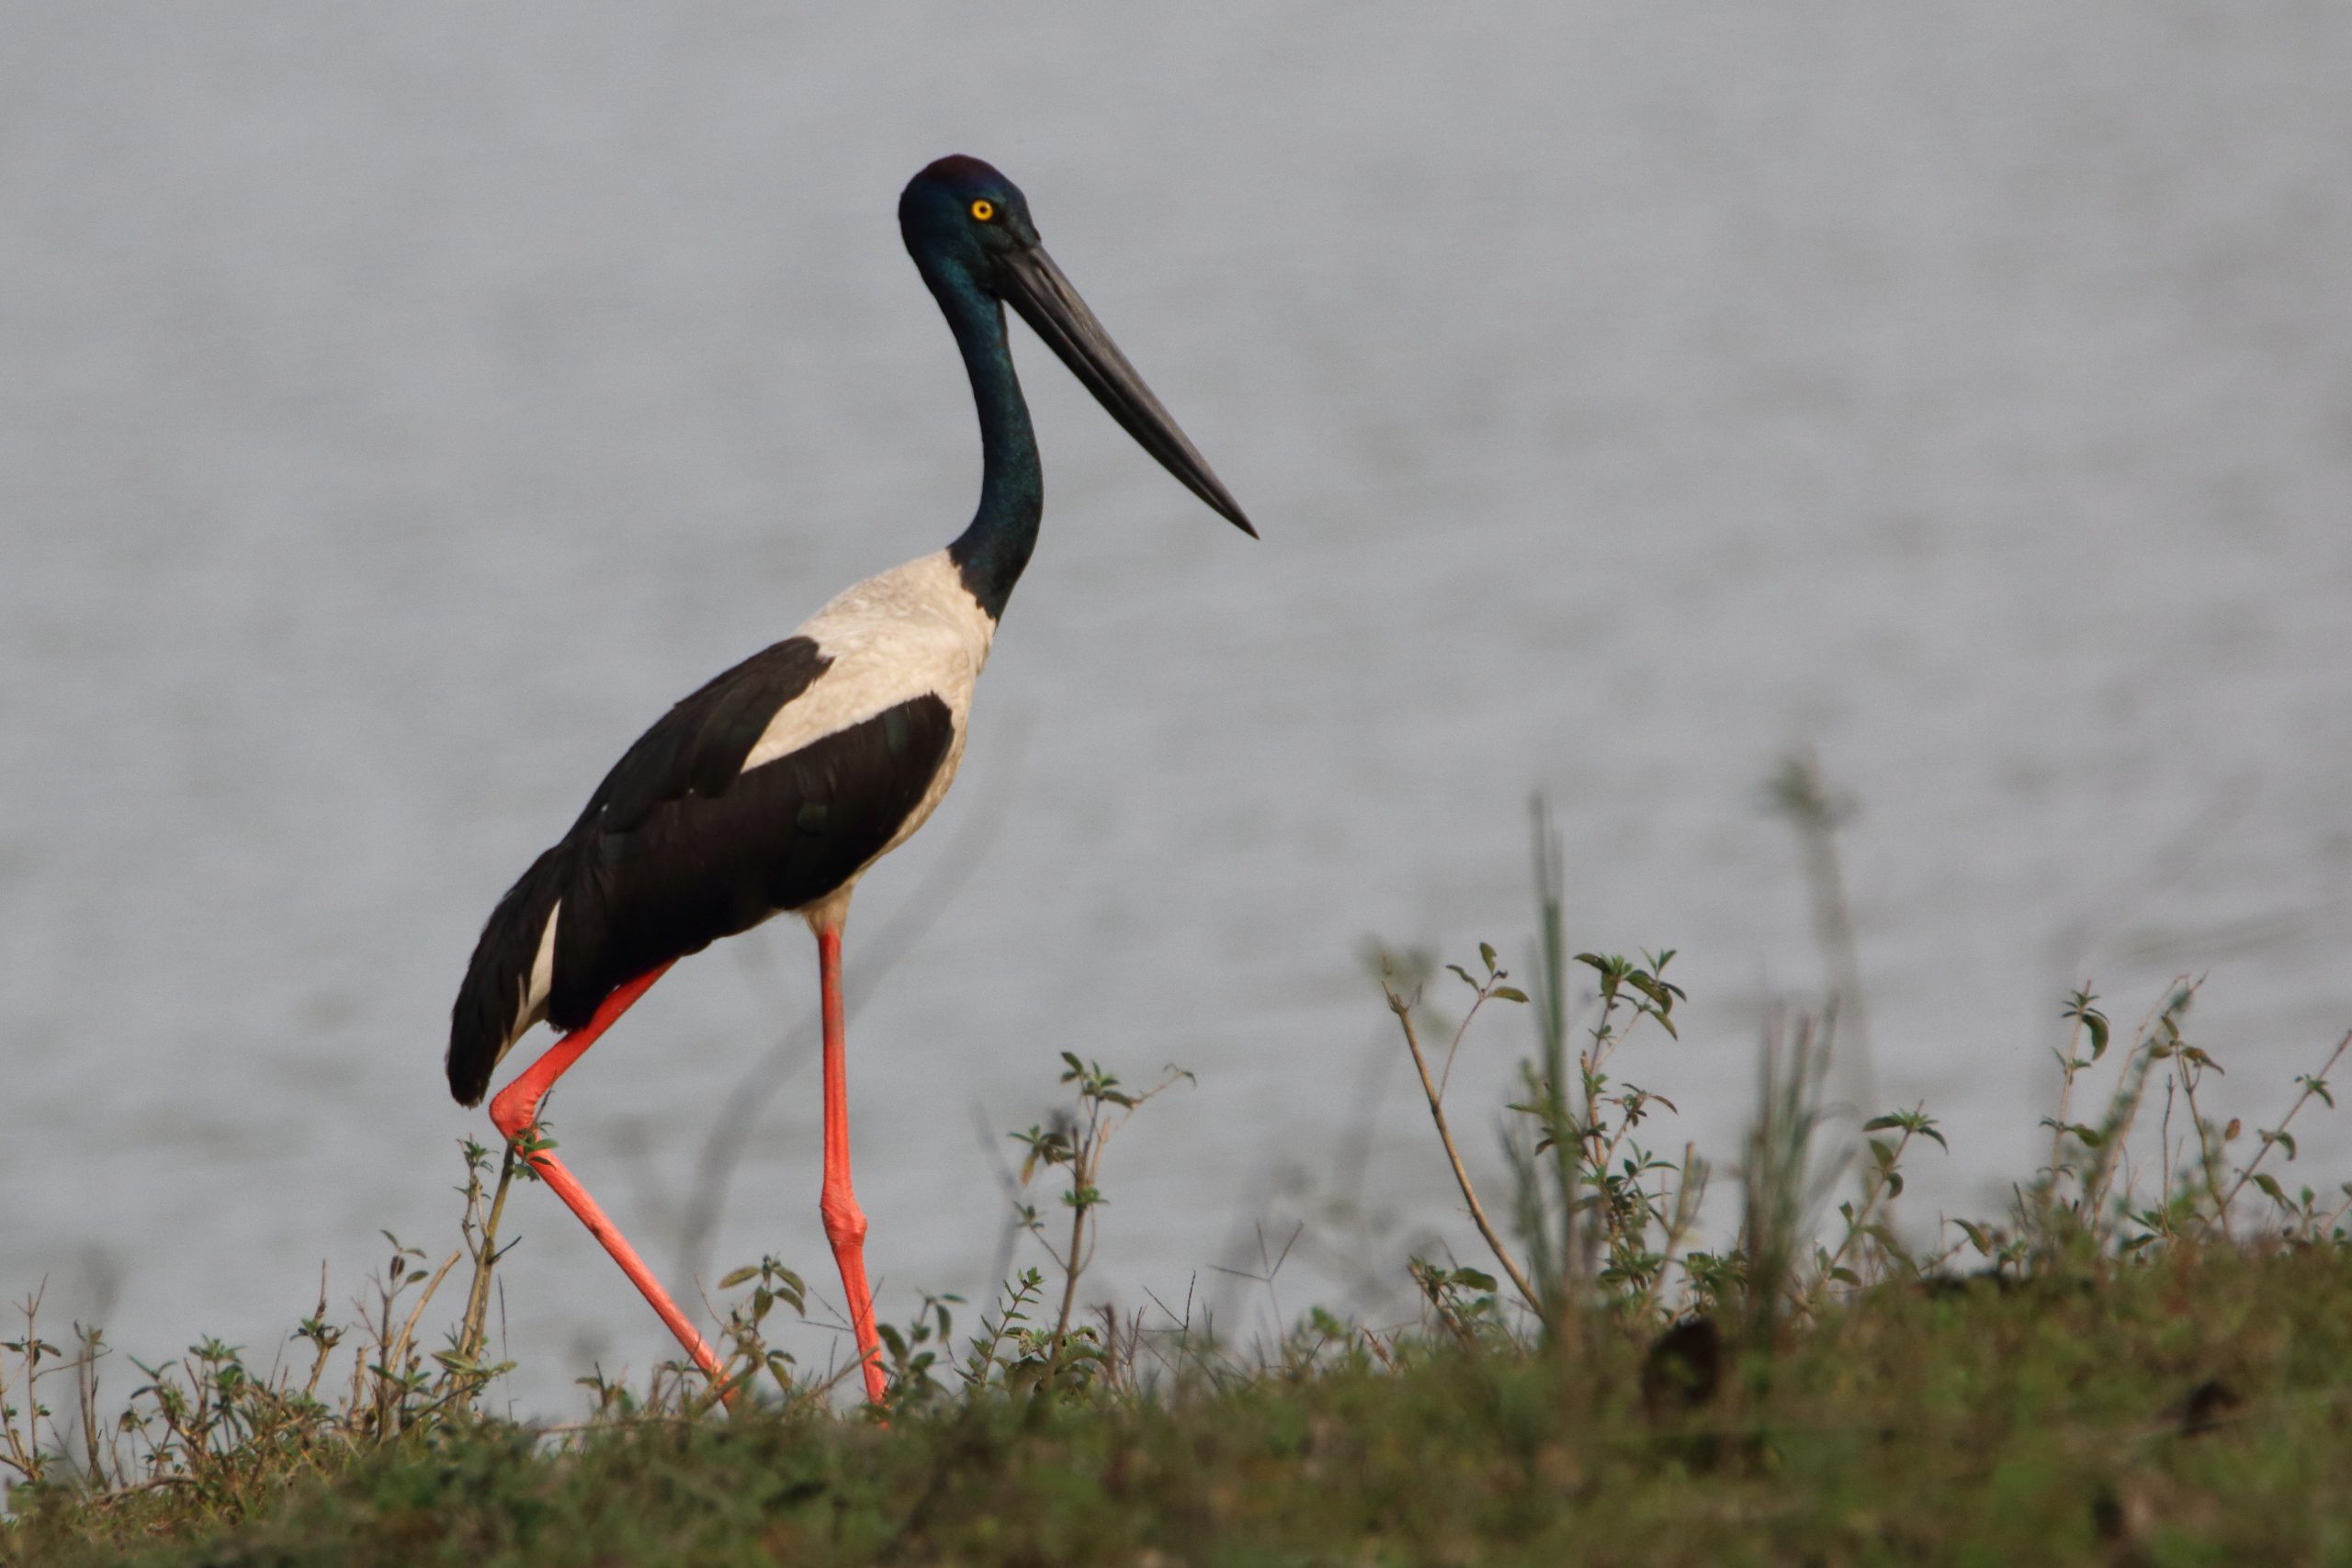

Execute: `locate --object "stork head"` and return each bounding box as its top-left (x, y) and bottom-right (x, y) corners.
top-left (898, 155), bottom-right (1041, 267)
top-left (899, 155), bottom-right (1256, 538)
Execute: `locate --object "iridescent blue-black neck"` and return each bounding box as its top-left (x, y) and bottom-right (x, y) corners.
top-left (927, 255), bottom-right (1040, 624)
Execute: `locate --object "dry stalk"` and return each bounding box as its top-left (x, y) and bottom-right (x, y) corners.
top-left (1385, 979), bottom-right (1543, 1314)
top-left (386, 1250), bottom-right (462, 1385)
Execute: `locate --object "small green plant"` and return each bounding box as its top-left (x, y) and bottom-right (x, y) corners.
top-left (1822, 1105), bottom-right (1944, 1288)
top-left (1382, 801), bottom-right (1705, 1342)
top-left (1404, 1259), bottom-right (1508, 1348)
top-left (1383, 948), bottom-right (1544, 1317)
top-left (0, 1291), bottom-right (69, 1493)
top-left (874, 1292), bottom-right (960, 1412)
top-left (2010, 979), bottom-right (2352, 1262)
top-left (959, 1267), bottom-right (1047, 1392)
top-left (708, 1254), bottom-right (808, 1409)
top-left (0, 1140), bottom-right (533, 1525)
top-left (1001, 1052), bottom-right (1192, 1395)
top-left (441, 1136), bottom-right (521, 1400)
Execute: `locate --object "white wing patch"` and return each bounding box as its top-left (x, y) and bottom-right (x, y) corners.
top-left (511, 901), bottom-right (560, 1045)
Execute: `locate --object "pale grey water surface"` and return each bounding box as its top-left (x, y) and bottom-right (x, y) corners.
top-left (5, 6), bottom-right (2350, 1414)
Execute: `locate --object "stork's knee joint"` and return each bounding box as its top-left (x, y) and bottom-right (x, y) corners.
top-left (488, 1085), bottom-right (537, 1145)
top-left (819, 1190), bottom-right (867, 1248)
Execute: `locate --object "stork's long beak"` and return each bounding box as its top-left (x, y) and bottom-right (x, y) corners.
top-left (999, 243), bottom-right (1257, 537)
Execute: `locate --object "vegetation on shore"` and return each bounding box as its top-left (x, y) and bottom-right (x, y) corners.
top-left (6, 784), bottom-right (2350, 1566)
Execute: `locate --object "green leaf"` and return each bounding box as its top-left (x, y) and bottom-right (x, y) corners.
top-left (718, 1267), bottom-right (760, 1290)
top-left (2063, 994), bottom-right (2111, 1061)
top-left (1490, 986), bottom-right (1529, 1005)
top-left (1478, 942), bottom-right (1498, 972)
top-left (1624, 972), bottom-right (1673, 1009)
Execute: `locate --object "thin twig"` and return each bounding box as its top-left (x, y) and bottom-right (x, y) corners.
top-left (458, 1143), bottom-right (522, 1364)
top-left (387, 1250), bottom-right (463, 1381)
top-left (1769, 751), bottom-right (1879, 1119)
top-left (1385, 981), bottom-right (1543, 1314)
top-left (2218, 1029), bottom-right (2352, 1220)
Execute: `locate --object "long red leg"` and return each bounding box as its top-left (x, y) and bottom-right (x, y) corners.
top-left (486, 961), bottom-right (729, 1390)
top-left (816, 923), bottom-right (888, 1405)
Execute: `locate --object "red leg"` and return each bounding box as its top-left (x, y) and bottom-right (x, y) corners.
top-left (816, 923), bottom-right (888, 1405)
top-left (487, 962), bottom-right (729, 1391)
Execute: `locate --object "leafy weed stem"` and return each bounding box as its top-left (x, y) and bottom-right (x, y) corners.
top-left (1383, 974), bottom-right (1544, 1315)
top-left (2214, 1028), bottom-right (2351, 1225)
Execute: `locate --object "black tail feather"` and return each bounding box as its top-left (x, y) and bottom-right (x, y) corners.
top-left (447, 842), bottom-right (572, 1106)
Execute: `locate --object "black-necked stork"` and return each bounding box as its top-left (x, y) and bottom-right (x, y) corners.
top-left (446, 156), bottom-right (1253, 1406)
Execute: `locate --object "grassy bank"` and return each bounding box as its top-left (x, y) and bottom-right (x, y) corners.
top-left (8, 794), bottom-right (2351, 1565)
top-left (7, 1247), bottom-right (2351, 1566)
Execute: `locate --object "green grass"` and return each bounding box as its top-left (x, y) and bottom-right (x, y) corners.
top-left (9, 786), bottom-right (2352, 1565)
top-left (9, 1247), bottom-right (2352, 1566)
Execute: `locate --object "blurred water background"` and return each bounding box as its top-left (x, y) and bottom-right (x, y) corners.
top-left (5, 4), bottom-right (2350, 1414)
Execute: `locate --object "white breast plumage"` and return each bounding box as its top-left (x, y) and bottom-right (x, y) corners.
top-left (741, 549), bottom-right (994, 775)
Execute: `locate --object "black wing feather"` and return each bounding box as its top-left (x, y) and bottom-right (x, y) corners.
top-left (447, 839), bottom-right (571, 1106)
top-left (582, 637), bottom-right (831, 836)
top-left (447, 634), bottom-right (956, 1106)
